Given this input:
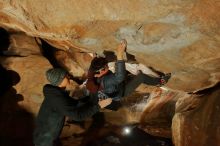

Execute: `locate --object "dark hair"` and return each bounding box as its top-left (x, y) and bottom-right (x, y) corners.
top-left (89, 57), bottom-right (108, 72)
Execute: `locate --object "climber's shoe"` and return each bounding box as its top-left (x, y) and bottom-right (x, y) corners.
top-left (160, 73), bottom-right (171, 85)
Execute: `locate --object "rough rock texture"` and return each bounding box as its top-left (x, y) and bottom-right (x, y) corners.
top-left (0, 55), bottom-right (52, 114)
top-left (4, 33), bottom-right (42, 56)
top-left (55, 50), bottom-right (94, 77)
top-left (172, 85), bottom-right (220, 146)
top-left (117, 85), bottom-right (189, 138)
top-left (0, 0), bottom-right (220, 146)
top-left (1, 0), bottom-right (220, 93)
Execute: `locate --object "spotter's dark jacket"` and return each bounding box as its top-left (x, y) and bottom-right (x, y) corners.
top-left (34, 84), bottom-right (100, 146)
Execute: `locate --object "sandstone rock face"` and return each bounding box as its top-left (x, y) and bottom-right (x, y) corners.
top-left (0, 54), bottom-right (52, 146)
top-left (172, 85), bottom-right (220, 146)
top-left (0, 0), bottom-right (220, 145)
top-left (1, 0), bottom-right (220, 93)
top-left (55, 50), bottom-right (86, 77)
top-left (3, 33), bottom-right (42, 56)
top-left (0, 55), bottom-right (52, 114)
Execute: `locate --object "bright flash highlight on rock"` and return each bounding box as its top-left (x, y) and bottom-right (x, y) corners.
top-left (160, 86), bottom-right (168, 91)
top-left (123, 127), bottom-right (131, 135)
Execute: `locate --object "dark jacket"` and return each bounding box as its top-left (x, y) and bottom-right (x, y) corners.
top-left (34, 84), bottom-right (100, 146)
top-left (86, 60), bottom-right (126, 100)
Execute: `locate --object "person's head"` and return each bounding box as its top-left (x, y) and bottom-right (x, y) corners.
top-left (90, 57), bottom-right (109, 78)
top-left (46, 68), bottom-right (70, 88)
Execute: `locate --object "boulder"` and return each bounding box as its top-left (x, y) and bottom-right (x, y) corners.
top-left (0, 55), bottom-right (52, 115)
top-left (172, 85), bottom-right (220, 146)
top-left (0, 0), bottom-right (220, 92)
top-left (3, 33), bottom-right (41, 56)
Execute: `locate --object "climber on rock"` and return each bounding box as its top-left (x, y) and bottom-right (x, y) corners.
top-left (85, 39), bottom-right (171, 111)
top-left (33, 68), bottom-right (112, 146)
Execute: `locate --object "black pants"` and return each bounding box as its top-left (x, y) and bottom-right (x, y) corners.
top-left (106, 73), bottom-right (161, 110)
top-left (123, 72), bottom-right (160, 96)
